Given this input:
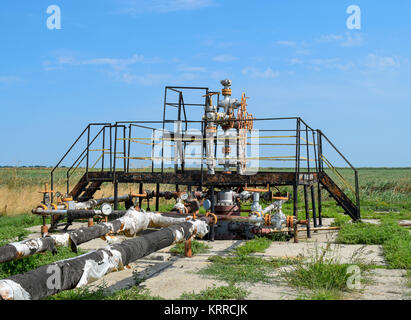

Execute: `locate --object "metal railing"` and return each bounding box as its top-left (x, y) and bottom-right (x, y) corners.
top-left (50, 117), bottom-right (359, 219)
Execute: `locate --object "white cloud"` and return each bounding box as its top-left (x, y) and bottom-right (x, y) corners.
top-left (43, 54), bottom-right (146, 71)
top-left (308, 58), bottom-right (355, 71)
top-left (83, 54), bottom-right (144, 66)
top-left (117, 0), bottom-right (214, 14)
top-left (212, 54), bottom-right (238, 62)
top-left (295, 49), bottom-right (311, 55)
top-left (242, 67), bottom-right (279, 79)
top-left (112, 71), bottom-right (202, 85)
top-left (276, 40), bottom-right (297, 47)
top-left (57, 56), bottom-right (76, 65)
top-left (317, 34), bottom-right (344, 42)
top-left (365, 54), bottom-right (400, 69)
top-left (113, 72), bottom-right (171, 85)
top-left (0, 76), bottom-right (21, 83)
top-left (177, 65), bottom-right (207, 72)
top-left (341, 33), bottom-right (363, 47)
top-left (316, 33), bottom-right (363, 47)
top-left (290, 58), bottom-right (303, 65)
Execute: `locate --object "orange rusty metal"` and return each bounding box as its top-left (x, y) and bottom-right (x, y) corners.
top-left (264, 214), bottom-right (271, 226)
top-left (129, 192), bottom-right (147, 198)
top-left (206, 212), bottom-right (218, 225)
top-left (222, 146), bottom-right (231, 154)
top-left (222, 88), bottom-right (232, 96)
top-left (184, 238), bottom-right (192, 258)
top-left (272, 192), bottom-right (290, 201)
top-left (286, 216), bottom-right (294, 228)
top-left (293, 224), bottom-right (299, 243)
top-left (244, 184), bottom-right (270, 193)
top-left (41, 225), bottom-right (48, 236)
top-left (38, 183), bottom-right (54, 194)
top-left (88, 218), bottom-right (94, 227)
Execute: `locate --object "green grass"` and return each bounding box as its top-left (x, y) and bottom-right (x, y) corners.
top-left (179, 284), bottom-right (249, 300)
top-left (336, 219), bottom-right (411, 269)
top-left (0, 214), bottom-right (86, 280)
top-left (200, 255), bottom-right (295, 284)
top-left (47, 283), bottom-right (164, 300)
top-left (48, 283), bottom-right (248, 300)
top-left (170, 240), bottom-right (211, 256)
top-left (336, 220), bottom-right (409, 245)
top-left (234, 237), bottom-right (272, 256)
top-left (296, 289), bottom-right (342, 300)
top-left (46, 283), bottom-right (109, 300)
top-left (0, 246), bottom-right (87, 279)
top-left (106, 286), bottom-right (164, 300)
top-left (0, 214), bottom-right (43, 244)
top-left (198, 237), bottom-right (297, 284)
top-left (330, 215), bottom-right (351, 227)
top-left (281, 244), bottom-right (371, 296)
top-left (383, 236), bottom-right (411, 269)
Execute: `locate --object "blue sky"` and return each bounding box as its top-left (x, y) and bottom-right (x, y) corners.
top-left (0, 0), bottom-right (410, 167)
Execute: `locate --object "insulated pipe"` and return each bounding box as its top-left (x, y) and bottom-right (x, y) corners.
top-left (32, 208), bottom-right (128, 220)
top-left (33, 208), bottom-right (104, 217)
top-left (0, 209), bottom-right (203, 264)
top-left (72, 194), bottom-right (132, 210)
top-left (0, 218), bottom-right (209, 300)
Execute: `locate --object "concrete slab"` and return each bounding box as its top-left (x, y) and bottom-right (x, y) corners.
top-left (253, 242), bottom-right (385, 265)
top-left (350, 269), bottom-right (409, 300)
top-left (140, 258), bottom-right (226, 299)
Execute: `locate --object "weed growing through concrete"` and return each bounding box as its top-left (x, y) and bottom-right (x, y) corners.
top-left (106, 286), bottom-right (164, 300)
top-left (330, 215), bottom-right (351, 227)
top-left (281, 243), bottom-right (372, 299)
top-left (198, 237), bottom-right (299, 284)
top-left (337, 219), bottom-right (411, 269)
top-left (46, 282), bottom-right (164, 300)
top-left (170, 239), bottom-right (211, 256)
top-left (179, 284), bottom-right (249, 300)
top-left (234, 237), bottom-right (272, 256)
top-left (200, 255), bottom-right (295, 284)
top-left (296, 288), bottom-right (342, 300)
top-left (46, 283), bottom-right (109, 300)
top-left (337, 219), bottom-right (409, 245)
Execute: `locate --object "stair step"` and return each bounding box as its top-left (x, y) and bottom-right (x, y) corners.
top-left (70, 174), bottom-right (104, 202)
top-left (319, 172), bottom-right (359, 221)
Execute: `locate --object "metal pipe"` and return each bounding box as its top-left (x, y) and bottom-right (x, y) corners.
top-left (3, 209), bottom-right (210, 265)
top-left (303, 185), bottom-right (311, 238)
top-left (0, 218), bottom-right (210, 300)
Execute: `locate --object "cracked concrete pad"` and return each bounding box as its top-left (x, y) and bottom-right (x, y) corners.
top-left (350, 269), bottom-right (409, 300)
top-left (253, 242), bottom-right (385, 265)
top-left (22, 219), bottom-right (409, 300)
top-left (140, 259), bottom-right (225, 299)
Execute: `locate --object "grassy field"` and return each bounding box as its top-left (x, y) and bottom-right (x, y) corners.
top-left (0, 167), bottom-right (409, 220)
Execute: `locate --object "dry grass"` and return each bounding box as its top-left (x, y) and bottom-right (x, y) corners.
top-left (1, 167), bottom-right (410, 217)
top-left (0, 166), bottom-right (179, 216)
top-left (0, 184), bottom-right (178, 216)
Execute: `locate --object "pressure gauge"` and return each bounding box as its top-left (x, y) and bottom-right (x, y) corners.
top-left (203, 199), bottom-right (211, 211)
top-left (101, 203), bottom-right (112, 216)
